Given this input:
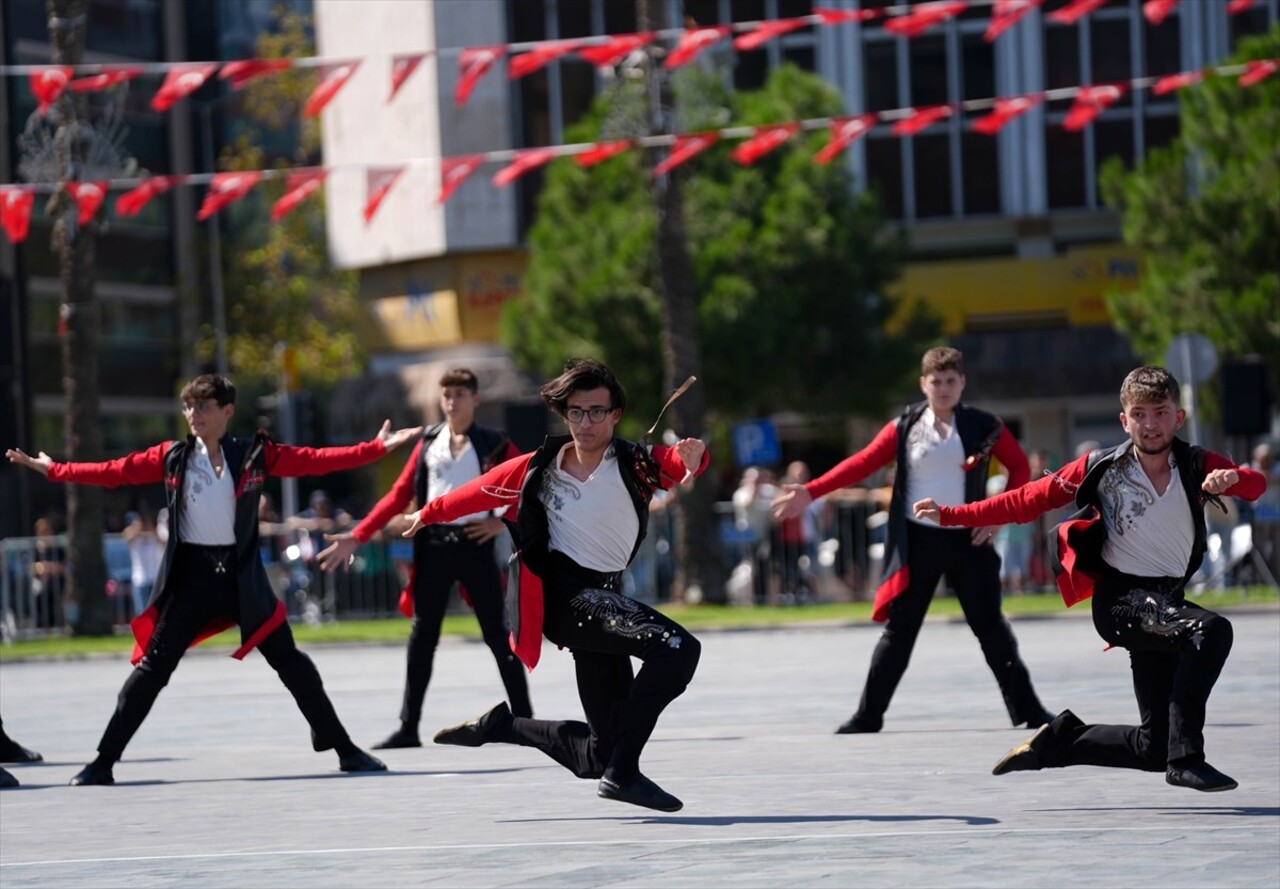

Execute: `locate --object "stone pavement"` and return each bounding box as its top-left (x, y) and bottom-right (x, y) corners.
top-left (1, 610), bottom-right (1277, 887)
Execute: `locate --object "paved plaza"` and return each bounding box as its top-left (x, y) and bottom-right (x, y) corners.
top-left (1, 609), bottom-right (1277, 887)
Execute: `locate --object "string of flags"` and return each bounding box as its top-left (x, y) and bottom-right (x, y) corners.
top-left (3, 0), bottom-right (1271, 117)
top-left (2, 55), bottom-right (1273, 245)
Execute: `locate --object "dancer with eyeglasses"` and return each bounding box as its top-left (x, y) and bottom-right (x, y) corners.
top-left (6, 373), bottom-right (421, 785)
top-left (402, 359), bottom-right (709, 812)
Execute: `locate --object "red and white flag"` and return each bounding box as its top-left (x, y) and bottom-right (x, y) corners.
top-left (304, 61), bottom-right (359, 117)
top-left (456, 46), bottom-right (506, 106)
top-left (813, 8), bottom-right (881, 26)
top-left (971, 95), bottom-right (1041, 134)
top-left (509, 41), bottom-right (581, 79)
top-left (1239, 59), bottom-right (1279, 87)
top-left (0, 186), bottom-right (35, 243)
top-left (65, 181), bottom-right (108, 225)
top-left (884, 1), bottom-right (968, 38)
top-left (437, 155), bottom-right (485, 204)
top-left (652, 133), bottom-right (719, 177)
top-left (575, 140), bottom-right (631, 167)
top-left (1048, 0), bottom-right (1108, 26)
top-left (1226, 0), bottom-right (1258, 14)
top-left (70, 66), bottom-right (143, 93)
top-left (196, 172), bottom-right (262, 221)
top-left (115, 176), bottom-right (178, 218)
top-left (731, 124), bottom-right (800, 165)
top-left (1151, 70), bottom-right (1203, 96)
top-left (364, 166), bottom-right (405, 224)
top-left (1143, 0), bottom-right (1179, 25)
top-left (664, 26), bottom-right (732, 70)
top-left (150, 63), bottom-right (218, 112)
top-left (270, 170), bottom-right (326, 222)
top-left (29, 67), bottom-right (73, 114)
top-left (492, 148), bottom-right (558, 187)
top-left (1063, 84), bottom-right (1125, 131)
top-left (985, 0), bottom-right (1044, 42)
top-left (578, 33), bottom-right (657, 68)
top-left (814, 114), bottom-right (878, 165)
top-left (219, 59), bottom-right (292, 90)
top-left (734, 18), bottom-right (808, 52)
top-left (892, 105), bottom-right (953, 136)
top-left (389, 52), bottom-right (430, 101)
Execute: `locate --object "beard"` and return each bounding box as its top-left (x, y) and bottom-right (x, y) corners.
top-left (1134, 434), bottom-right (1172, 456)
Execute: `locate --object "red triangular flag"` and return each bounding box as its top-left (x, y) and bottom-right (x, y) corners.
top-left (664, 26), bottom-right (732, 70)
top-left (492, 148), bottom-right (558, 187)
top-left (1048, 0), bottom-right (1108, 25)
top-left (814, 114), bottom-right (878, 165)
top-left (196, 171), bottom-right (262, 221)
top-left (456, 46), bottom-right (506, 106)
top-left (389, 52), bottom-right (430, 101)
top-left (1143, 0), bottom-right (1179, 25)
top-left (0, 187), bottom-right (35, 243)
top-left (813, 8), bottom-right (881, 26)
top-left (652, 133), bottom-right (719, 177)
top-left (971, 95), bottom-right (1041, 134)
top-left (985, 0), bottom-right (1044, 42)
top-left (70, 66), bottom-right (143, 93)
top-left (437, 155), bottom-right (485, 204)
top-left (363, 167), bottom-right (405, 224)
top-left (1227, 0), bottom-right (1258, 13)
top-left (731, 124), bottom-right (800, 165)
top-left (115, 176), bottom-right (178, 218)
top-left (508, 41), bottom-right (581, 79)
top-left (1239, 59), bottom-right (1279, 87)
top-left (578, 33), bottom-right (657, 68)
top-left (884, 1), bottom-right (969, 38)
top-left (575, 140), bottom-right (631, 167)
top-left (64, 181), bottom-right (109, 225)
top-left (270, 170), bottom-right (326, 222)
top-left (150, 63), bottom-right (218, 112)
top-left (219, 59), bottom-right (292, 90)
top-left (1063, 84), bottom-right (1125, 131)
top-left (892, 105), bottom-right (953, 136)
top-left (734, 18), bottom-right (809, 52)
top-left (29, 67), bottom-right (73, 114)
top-left (1151, 70), bottom-right (1203, 95)
top-left (304, 61), bottom-right (359, 117)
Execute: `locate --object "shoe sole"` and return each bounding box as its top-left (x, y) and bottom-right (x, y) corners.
top-left (1166, 776), bottom-right (1238, 792)
top-left (597, 780), bottom-right (684, 812)
top-left (992, 723), bottom-right (1052, 776)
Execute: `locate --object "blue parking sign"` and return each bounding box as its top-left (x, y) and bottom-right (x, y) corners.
top-left (731, 419), bottom-right (781, 469)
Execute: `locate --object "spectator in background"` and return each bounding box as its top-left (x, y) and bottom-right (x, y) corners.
top-left (732, 466), bottom-right (778, 604)
top-left (777, 461), bottom-right (821, 604)
top-left (1245, 442), bottom-right (1280, 580)
top-left (290, 490), bottom-right (353, 562)
top-left (988, 475), bottom-right (1033, 594)
top-left (123, 510), bottom-right (164, 620)
top-left (31, 518), bottom-right (66, 629)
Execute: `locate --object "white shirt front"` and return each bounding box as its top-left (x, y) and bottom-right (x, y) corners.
top-left (1099, 452), bottom-right (1195, 578)
top-left (177, 438), bottom-right (236, 545)
top-left (539, 443), bottom-right (640, 573)
top-left (904, 408), bottom-right (967, 524)
top-left (425, 426), bottom-right (489, 524)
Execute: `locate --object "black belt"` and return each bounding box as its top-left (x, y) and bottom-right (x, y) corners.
top-left (424, 524), bottom-right (474, 545)
top-left (178, 542), bottom-right (236, 575)
top-left (546, 550), bottom-right (622, 592)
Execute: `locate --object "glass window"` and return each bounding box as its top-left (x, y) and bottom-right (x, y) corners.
top-left (1144, 115), bottom-right (1180, 153)
top-left (603, 0), bottom-right (636, 33)
top-left (961, 33), bottom-right (995, 102)
top-left (519, 71), bottom-right (552, 148)
top-left (1093, 118), bottom-right (1134, 202)
top-left (1143, 18), bottom-right (1182, 77)
top-left (1045, 25), bottom-right (1081, 91)
top-left (560, 60), bottom-right (597, 131)
top-left (962, 132), bottom-right (1001, 215)
top-left (910, 35), bottom-right (948, 108)
top-left (1090, 18), bottom-right (1133, 107)
top-left (1230, 6), bottom-right (1276, 45)
top-left (865, 137), bottom-right (904, 220)
top-left (510, 0), bottom-right (545, 42)
top-left (777, 0), bottom-right (814, 18)
top-left (913, 134), bottom-right (953, 218)
top-left (1046, 128), bottom-right (1086, 209)
top-left (864, 42), bottom-right (899, 112)
top-left (730, 0), bottom-right (767, 21)
top-left (86, 0), bottom-right (162, 59)
top-left (733, 52), bottom-right (770, 91)
top-left (780, 45), bottom-right (815, 73)
top-left (557, 0), bottom-right (594, 39)
top-left (682, 0), bottom-right (721, 27)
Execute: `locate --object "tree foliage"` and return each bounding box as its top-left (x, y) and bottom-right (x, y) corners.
top-left (1099, 26), bottom-right (1280, 396)
top-left (502, 64), bottom-right (939, 433)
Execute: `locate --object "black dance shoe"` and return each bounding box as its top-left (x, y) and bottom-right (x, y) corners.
top-left (597, 773), bottom-right (683, 812)
top-left (1166, 762), bottom-right (1238, 792)
top-left (69, 761), bottom-right (115, 786)
top-left (371, 726), bottom-right (422, 749)
top-left (834, 716), bottom-right (881, 734)
top-left (433, 702), bottom-right (512, 748)
top-left (992, 723), bottom-right (1053, 775)
top-left (0, 766), bottom-right (18, 788)
top-left (338, 749), bottom-right (388, 773)
top-left (0, 737), bottom-right (43, 763)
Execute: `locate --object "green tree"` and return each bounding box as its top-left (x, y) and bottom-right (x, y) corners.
top-left (1100, 26), bottom-right (1280, 397)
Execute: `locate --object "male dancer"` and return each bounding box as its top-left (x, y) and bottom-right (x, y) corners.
top-left (915, 365), bottom-right (1267, 792)
top-left (0, 718), bottom-right (42, 788)
top-left (403, 359), bottom-right (708, 812)
top-left (318, 368), bottom-right (531, 749)
top-left (6, 374), bottom-right (421, 785)
top-left (773, 347), bottom-right (1052, 733)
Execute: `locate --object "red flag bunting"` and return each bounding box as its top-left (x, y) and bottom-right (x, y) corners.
top-left (892, 104), bottom-right (953, 136)
top-left (814, 114), bottom-right (878, 165)
top-left (734, 18), bottom-right (809, 52)
top-left (509, 41), bottom-right (581, 79)
top-left (492, 148), bottom-right (558, 187)
top-left (304, 61), bottom-right (359, 117)
top-left (0, 187), bottom-right (35, 243)
top-left (70, 66), bottom-right (143, 93)
top-left (884, 1), bottom-right (969, 38)
top-left (578, 33), bottom-right (657, 68)
top-left (29, 67), bottom-right (73, 114)
top-left (1143, 0), bottom-right (1179, 25)
top-left (456, 46), bottom-right (506, 106)
top-left (971, 95), bottom-right (1041, 134)
top-left (1048, 0), bottom-right (1109, 25)
top-left (1063, 84), bottom-right (1125, 131)
top-left (64, 181), bottom-right (109, 226)
top-left (1151, 70), bottom-right (1203, 95)
top-left (985, 0), bottom-right (1044, 42)
top-left (437, 155), bottom-right (485, 204)
top-left (813, 8), bottom-right (881, 26)
top-left (575, 140), bottom-right (631, 167)
top-left (196, 171), bottom-right (262, 221)
top-left (1239, 59), bottom-right (1279, 87)
top-left (270, 170), bottom-right (326, 222)
top-left (389, 52), bottom-right (430, 101)
top-left (115, 176), bottom-right (178, 218)
top-left (150, 62), bottom-right (218, 112)
top-left (1226, 0), bottom-right (1257, 13)
top-left (219, 59), bottom-right (292, 90)
top-left (731, 124), bottom-right (800, 165)
top-left (653, 133), bottom-right (719, 176)
top-left (364, 167), bottom-right (405, 223)
top-left (664, 26), bottom-right (732, 70)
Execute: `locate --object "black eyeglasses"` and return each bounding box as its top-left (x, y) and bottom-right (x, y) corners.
top-left (181, 400), bottom-right (221, 415)
top-left (564, 406), bottom-right (614, 425)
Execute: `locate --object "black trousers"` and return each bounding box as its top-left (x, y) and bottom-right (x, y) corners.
top-left (853, 521), bottom-right (1047, 728)
top-left (494, 552), bottom-right (700, 782)
top-left (96, 544), bottom-right (352, 762)
top-left (401, 529), bottom-right (531, 726)
top-left (1036, 572), bottom-right (1233, 770)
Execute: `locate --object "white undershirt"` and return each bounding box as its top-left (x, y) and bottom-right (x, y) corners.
top-left (539, 443), bottom-right (639, 572)
top-left (1099, 452), bottom-right (1195, 578)
top-left (425, 426), bottom-right (489, 524)
top-left (904, 408), bottom-right (967, 525)
top-left (177, 438), bottom-right (236, 545)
